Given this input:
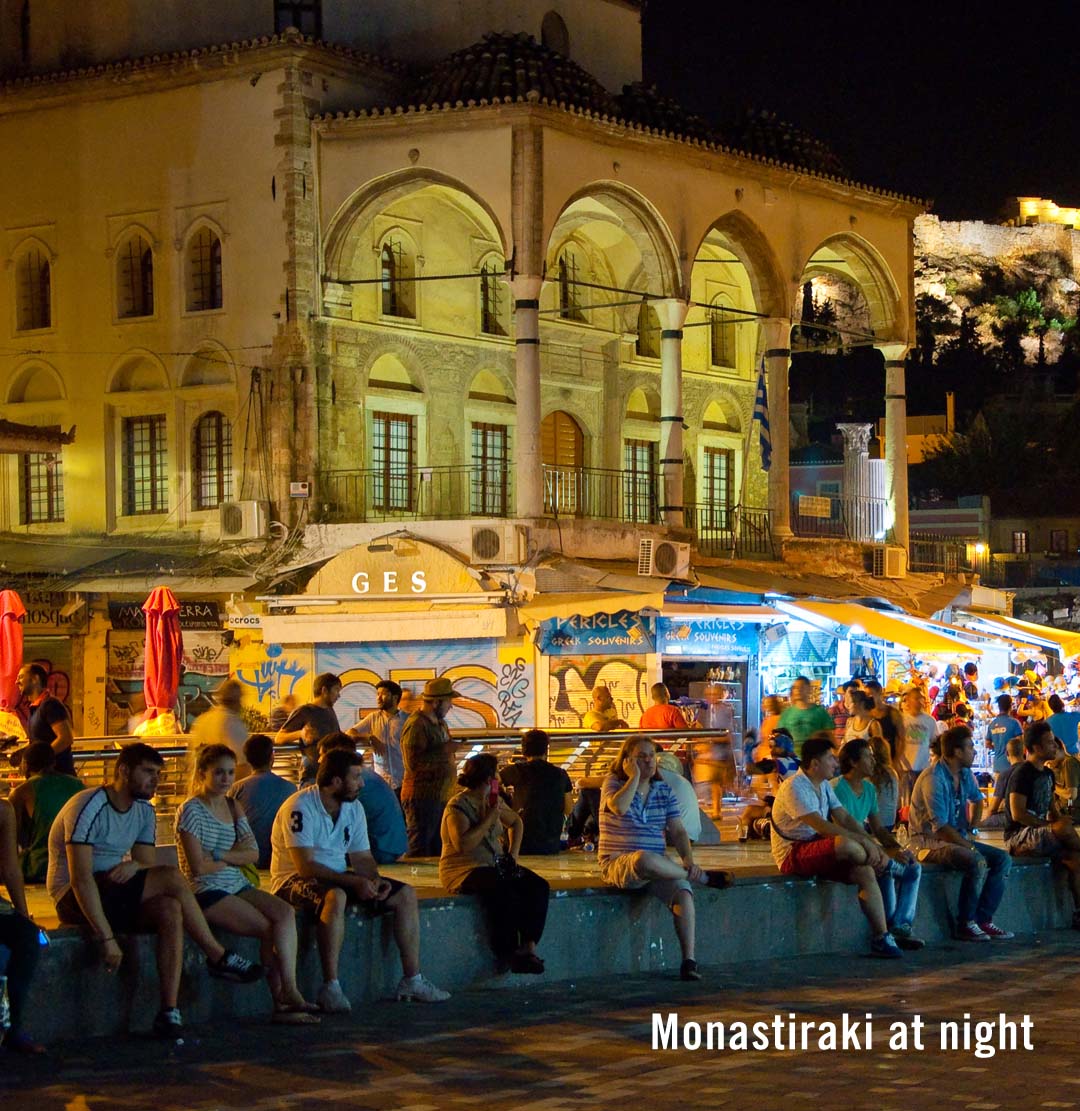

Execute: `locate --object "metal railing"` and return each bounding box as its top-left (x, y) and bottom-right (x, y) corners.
top-left (790, 493), bottom-right (890, 542)
top-left (684, 503), bottom-right (775, 559)
top-left (541, 464), bottom-right (659, 523)
top-left (908, 532), bottom-right (977, 575)
top-left (316, 464), bottom-right (513, 523)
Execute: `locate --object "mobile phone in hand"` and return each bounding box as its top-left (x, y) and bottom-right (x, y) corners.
top-left (488, 779), bottom-right (500, 808)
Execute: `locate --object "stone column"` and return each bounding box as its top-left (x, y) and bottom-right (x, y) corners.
top-left (763, 318), bottom-right (792, 539)
top-left (653, 298), bottom-right (690, 528)
top-left (513, 274), bottom-right (544, 518)
top-left (878, 342), bottom-right (910, 552)
top-left (836, 421), bottom-right (874, 541)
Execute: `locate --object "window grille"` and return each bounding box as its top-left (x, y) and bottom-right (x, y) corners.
top-left (192, 411), bottom-right (232, 509)
top-left (380, 239), bottom-right (414, 318)
top-left (123, 414), bottom-right (168, 514)
top-left (117, 235), bottom-right (154, 318)
top-left (371, 412), bottom-right (415, 511)
top-left (703, 446), bottom-right (734, 529)
top-left (19, 450), bottom-right (63, 524)
top-left (623, 439), bottom-right (656, 523)
top-left (15, 247), bottom-right (50, 331)
top-left (558, 252), bottom-right (586, 322)
top-left (710, 298), bottom-right (736, 367)
top-left (471, 422), bottom-right (509, 515)
top-left (480, 261), bottom-right (506, 336)
top-left (187, 228), bottom-right (223, 312)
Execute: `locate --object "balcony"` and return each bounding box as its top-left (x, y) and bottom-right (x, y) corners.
top-left (790, 493), bottom-right (891, 543)
top-left (541, 465), bottom-right (658, 523)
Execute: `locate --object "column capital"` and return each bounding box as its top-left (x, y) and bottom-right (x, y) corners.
top-left (510, 274), bottom-right (543, 302)
top-left (836, 422), bottom-right (874, 454)
top-left (651, 297), bottom-right (689, 332)
top-left (762, 316), bottom-right (792, 354)
top-left (875, 341), bottom-right (909, 365)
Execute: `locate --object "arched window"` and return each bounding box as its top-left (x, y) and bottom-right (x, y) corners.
top-left (15, 246), bottom-right (50, 331)
top-left (541, 11), bottom-right (570, 55)
top-left (117, 234), bottom-right (154, 319)
top-left (186, 227), bottom-right (223, 312)
top-left (192, 411), bottom-right (232, 510)
top-left (558, 248), bottom-right (586, 322)
top-left (635, 301), bottom-right (660, 358)
top-left (710, 295), bottom-right (736, 368)
top-left (380, 238), bottom-right (415, 319)
top-left (479, 259), bottom-right (507, 336)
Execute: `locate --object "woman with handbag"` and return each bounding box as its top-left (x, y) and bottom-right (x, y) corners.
top-left (177, 743), bottom-right (319, 1023)
top-left (439, 753), bottom-right (550, 974)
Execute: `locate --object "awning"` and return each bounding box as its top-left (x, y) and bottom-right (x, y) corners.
top-left (662, 603), bottom-right (783, 622)
top-left (781, 600), bottom-right (982, 656)
top-left (518, 591), bottom-right (666, 623)
top-left (961, 614), bottom-right (1080, 659)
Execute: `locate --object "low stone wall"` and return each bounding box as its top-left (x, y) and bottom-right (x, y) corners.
top-left (24, 856), bottom-right (1078, 1042)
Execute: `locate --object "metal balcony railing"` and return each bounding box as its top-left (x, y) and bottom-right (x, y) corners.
top-left (908, 532), bottom-right (977, 575)
top-left (316, 464), bottom-right (513, 523)
top-left (684, 503), bottom-right (775, 559)
top-left (790, 493), bottom-right (891, 543)
top-left (541, 465), bottom-right (659, 523)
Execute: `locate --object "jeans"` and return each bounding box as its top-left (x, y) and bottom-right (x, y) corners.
top-left (921, 840), bottom-right (1012, 924)
top-left (0, 911), bottom-right (41, 1036)
top-left (878, 858), bottom-right (921, 931)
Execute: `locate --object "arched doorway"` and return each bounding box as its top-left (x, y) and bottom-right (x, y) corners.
top-left (541, 410), bottom-right (584, 514)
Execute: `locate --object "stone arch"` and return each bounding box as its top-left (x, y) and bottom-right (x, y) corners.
top-left (686, 382), bottom-right (750, 432)
top-left (323, 169), bottom-right (508, 279)
top-left (6, 359), bottom-right (64, 404)
top-left (688, 211), bottom-right (788, 320)
top-left (107, 349), bottom-right (170, 393)
top-left (702, 399), bottom-right (741, 434)
top-left (362, 347), bottom-right (429, 395)
top-left (467, 368), bottom-right (515, 404)
top-left (798, 232), bottom-right (903, 339)
top-left (180, 341), bottom-right (234, 388)
top-left (625, 385), bottom-right (661, 421)
top-left (545, 180), bottom-right (682, 300)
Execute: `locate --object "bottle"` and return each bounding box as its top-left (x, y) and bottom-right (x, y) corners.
top-left (0, 975), bottom-right (10, 1031)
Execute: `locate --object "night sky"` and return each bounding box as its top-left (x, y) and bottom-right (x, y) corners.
top-left (643, 3), bottom-right (1080, 220)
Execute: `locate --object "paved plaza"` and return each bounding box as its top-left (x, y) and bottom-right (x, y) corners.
top-left (4, 930), bottom-right (1078, 1110)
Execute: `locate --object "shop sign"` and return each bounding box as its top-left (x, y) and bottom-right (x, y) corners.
top-left (226, 613), bottom-right (263, 629)
top-left (109, 599), bottom-right (222, 630)
top-left (657, 616), bottom-right (761, 657)
top-left (22, 590), bottom-right (89, 634)
top-left (538, 610), bottom-right (655, 656)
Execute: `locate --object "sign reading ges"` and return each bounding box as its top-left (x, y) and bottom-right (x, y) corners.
top-left (350, 571), bottom-right (427, 595)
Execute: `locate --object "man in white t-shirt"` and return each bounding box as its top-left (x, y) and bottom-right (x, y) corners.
top-left (769, 734), bottom-right (904, 958)
top-left (270, 746), bottom-right (449, 1012)
top-left (901, 687), bottom-right (938, 794)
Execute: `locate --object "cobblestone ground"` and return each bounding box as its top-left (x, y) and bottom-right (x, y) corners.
top-left (4, 932), bottom-right (1077, 1111)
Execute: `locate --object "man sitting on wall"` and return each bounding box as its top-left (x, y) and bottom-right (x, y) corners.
top-left (228, 733), bottom-right (296, 869)
top-left (47, 742), bottom-right (263, 1037)
top-left (9, 742), bottom-right (83, 883)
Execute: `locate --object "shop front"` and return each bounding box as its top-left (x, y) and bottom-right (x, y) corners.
top-left (20, 589), bottom-right (88, 731)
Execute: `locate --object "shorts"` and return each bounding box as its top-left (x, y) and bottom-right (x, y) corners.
top-left (779, 837), bottom-right (854, 883)
top-left (274, 874), bottom-right (405, 917)
top-left (1005, 825), bottom-right (1063, 858)
top-left (599, 851), bottom-right (692, 908)
top-left (56, 869), bottom-right (149, 933)
top-left (195, 888), bottom-right (250, 911)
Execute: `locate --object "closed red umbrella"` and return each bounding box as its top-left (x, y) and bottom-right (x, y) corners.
top-left (0, 589), bottom-right (25, 711)
top-left (142, 586), bottom-right (183, 721)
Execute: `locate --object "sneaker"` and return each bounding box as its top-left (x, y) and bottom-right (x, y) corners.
top-left (705, 869), bottom-right (736, 890)
top-left (208, 949), bottom-right (264, 984)
top-left (316, 980), bottom-right (352, 1014)
top-left (151, 1007), bottom-right (183, 1039)
top-left (680, 959), bottom-right (702, 982)
top-left (869, 933), bottom-right (903, 959)
top-left (736, 823), bottom-right (749, 843)
top-left (395, 974), bottom-right (451, 1003)
top-left (979, 921), bottom-right (1016, 940)
top-left (890, 924), bottom-right (926, 950)
top-left (956, 921), bottom-right (991, 942)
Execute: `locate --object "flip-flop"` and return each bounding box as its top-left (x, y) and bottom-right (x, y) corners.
top-left (273, 1008), bottom-right (322, 1025)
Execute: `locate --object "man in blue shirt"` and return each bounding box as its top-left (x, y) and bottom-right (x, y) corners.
top-left (1047, 695), bottom-right (1080, 756)
top-left (910, 725), bottom-right (1013, 943)
top-left (987, 695), bottom-right (1023, 781)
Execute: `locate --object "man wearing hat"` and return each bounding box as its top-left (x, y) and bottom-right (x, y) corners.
top-left (190, 677), bottom-right (249, 774)
top-left (400, 677), bottom-right (461, 856)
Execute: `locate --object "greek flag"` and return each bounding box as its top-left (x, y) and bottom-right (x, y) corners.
top-left (753, 358), bottom-right (771, 472)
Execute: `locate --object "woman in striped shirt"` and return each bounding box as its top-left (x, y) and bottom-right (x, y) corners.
top-left (177, 743), bottom-right (319, 1023)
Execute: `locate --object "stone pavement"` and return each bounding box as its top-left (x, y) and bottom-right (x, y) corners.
top-left (4, 930), bottom-right (1078, 1111)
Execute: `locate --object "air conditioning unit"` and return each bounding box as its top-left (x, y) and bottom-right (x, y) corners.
top-left (470, 523), bottom-right (526, 565)
top-left (872, 545), bottom-right (906, 579)
top-left (219, 500), bottom-right (270, 540)
top-left (638, 537), bottom-right (691, 579)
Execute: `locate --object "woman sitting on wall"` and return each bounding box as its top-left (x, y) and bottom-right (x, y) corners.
top-left (439, 753), bottom-right (549, 974)
top-left (176, 743), bottom-right (319, 1023)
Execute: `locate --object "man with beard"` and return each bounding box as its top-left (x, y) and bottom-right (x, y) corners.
top-left (400, 677), bottom-right (461, 856)
top-left (349, 679), bottom-right (407, 799)
top-left (47, 742), bottom-right (263, 1037)
top-left (270, 747), bottom-right (449, 1012)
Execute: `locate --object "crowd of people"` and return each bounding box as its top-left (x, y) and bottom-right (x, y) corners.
top-left (3, 662), bottom-right (1080, 1051)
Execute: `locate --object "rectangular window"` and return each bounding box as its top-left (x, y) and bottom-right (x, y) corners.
top-left (1050, 529), bottom-right (1068, 554)
top-left (1012, 530), bottom-right (1029, 555)
top-left (471, 423), bottom-right (509, 515)
top-left (703, 446), bottom-right (734, 529)
top-left (19, 451), bottom-right (63, 524)
top-left (274, 0), bottom-right (322, 35)
top-left (623, 438), bottom-right (656, 523)
top-left (480, 263), bottom-right (506, 336)
top-left (123, 415), bottom-right (168, 515)
top-left (371, 412), bottom-right (415, 511)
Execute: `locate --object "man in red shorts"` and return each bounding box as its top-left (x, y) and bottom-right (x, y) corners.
top-left (769, 732), bottom-right (903, 958)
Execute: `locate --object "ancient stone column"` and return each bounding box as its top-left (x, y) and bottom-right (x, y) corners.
top-left (763, 318), bottom-right (792, 539)
top-left (653, 298), bottom-right (690, 528)
top-left (512, 274), bottom-right (544, 518)
top-left (836, 421), bottom-right (874, 541)
top-left (878, 342), bottom-right (910, 552)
